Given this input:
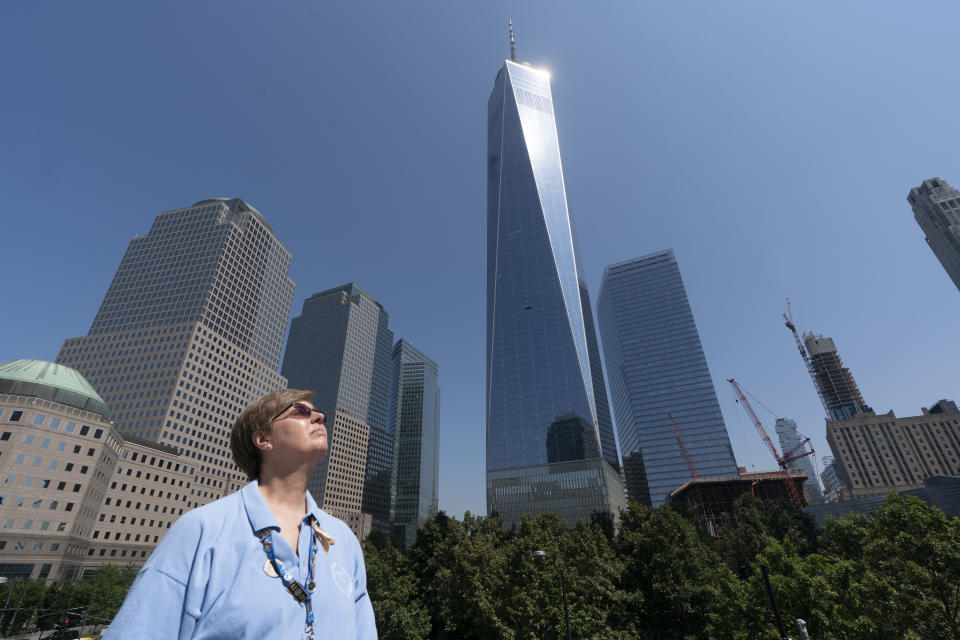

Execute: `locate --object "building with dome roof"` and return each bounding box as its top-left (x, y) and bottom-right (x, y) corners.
top-left (0, 360), bottom-right (189, 581)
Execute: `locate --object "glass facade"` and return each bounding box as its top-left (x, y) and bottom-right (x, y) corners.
top-left (281, 284), bottom-right (394, 533)
top-left (389, 340), bottom-right (439, 548)
top-left (597, 249), bottom-right (738, 507)
top-left (774, 418), bottom-right (823, 504)
top-left (486, 59), bottom-right (622, 528)
top-left (56, 198), bottom-right (294, 506)
top-left (909, 177), bottom-right (960, 294)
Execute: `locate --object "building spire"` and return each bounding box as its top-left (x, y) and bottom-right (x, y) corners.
top-left (509, 20), bottom-right (516, 61)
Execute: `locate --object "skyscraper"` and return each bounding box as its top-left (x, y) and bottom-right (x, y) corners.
top-left (908, 177), bottom-right (960, 293)
top-left (802, 333), bottom-right (870, 421)
top-left (389, 339), bottom-right (440, 548)
top-left (56, 198), bottom-right (295, 506)
top-left (486, 50), bottom-right (624, 528)
top-left (774, 417), bottom-right (823, 504)
top-left (596, 249), bottom-right (739, 507)
top-left (281, 283), bottom-right (393, 537)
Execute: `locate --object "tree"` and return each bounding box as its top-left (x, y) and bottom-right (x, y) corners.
top-left (363, 537), bottom-right (430, 640)
top-left (613, 500), bottom-right (744, 639)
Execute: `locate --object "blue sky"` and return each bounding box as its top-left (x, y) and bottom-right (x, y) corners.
top-left (2, 2), bottom-right (959, 519)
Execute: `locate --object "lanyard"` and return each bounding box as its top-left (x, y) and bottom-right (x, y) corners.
top-left (257, 517), bottom-right (321, 640)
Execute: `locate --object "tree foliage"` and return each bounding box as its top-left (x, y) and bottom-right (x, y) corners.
top-left (6, 493), bottom-right (957, 638)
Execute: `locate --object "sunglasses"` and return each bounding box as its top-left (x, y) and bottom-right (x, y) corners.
top-left (271, 402), bottom-right (327, 425)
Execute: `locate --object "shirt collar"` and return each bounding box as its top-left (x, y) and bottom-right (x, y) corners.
top-left (241, 479), bottom-right (279, 534)
top-left (241, 479), bottom-right (325, 534)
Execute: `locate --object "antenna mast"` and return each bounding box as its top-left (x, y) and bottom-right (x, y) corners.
top-left (509, 20), bottom-right (517, 61)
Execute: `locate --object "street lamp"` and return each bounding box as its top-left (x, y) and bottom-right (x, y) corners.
top-left (532, 549), bottom-right (571, 640)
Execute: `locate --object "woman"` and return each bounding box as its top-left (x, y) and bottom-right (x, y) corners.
top-left (105, 389), bottom-right (378, 639)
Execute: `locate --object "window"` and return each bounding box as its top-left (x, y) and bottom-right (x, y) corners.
top-left (3, 475), bottom-right (12, 484)
top-left (49, 501), bottom-right (58, 510)
top-left (10, 411), bottom-right (22, 422)
top-left (41, 438), bottom-right (50, 448)
top-left (64, 422), bottom-right (75, 433)
top-left (49, 418), bottom-right (60, 430)
top-left (49, 460), bottom-right (57, 470)
top-left (3, 519), bottom-right (13, 529)
top-left (80, 466), bottom-right (88, 474)
top-left (94, 429), bottom-right (103, 439)
top-left (32, 499), bottom-right (41, 509)
top-left (65, 503), bottom-right (73, 512)
top-left (73, 446), bottom-right (81, 454)
top-left (32, 414), bottom-right (45, 426)
top-left (79, 425), bottom-right (89, 436)
top-left (13, 541), bottom-right (24, 551)
top-left (57, 522), bottom-right (66, 532)
top-left (87, 448), bottom-right (95, 457)
top-left (57, 481), bottom-right (66, 490)
top-left (49, 543), bottom-right (59, 551)
top-left (32, 458), bottom-right (42, 467)
top-left (72, 484), bottom-right (81, 493)
top-left (0, 433), bottom-right (9, 441)
top-left (15, 454), bottom-right (24, 464)
top-left (14, 498), bottom-right (23, 507)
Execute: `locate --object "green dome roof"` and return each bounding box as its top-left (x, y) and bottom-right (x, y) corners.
top-left (0, 360), bottom-right (110, 419)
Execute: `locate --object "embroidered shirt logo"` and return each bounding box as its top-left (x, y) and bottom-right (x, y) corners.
top-left (330, 562), bottom-right (354, 597)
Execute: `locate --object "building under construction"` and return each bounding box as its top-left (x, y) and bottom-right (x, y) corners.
top-left (669, 470), bottom-right (807, 537)
top-left (802, 333), bottom-right (871, 421)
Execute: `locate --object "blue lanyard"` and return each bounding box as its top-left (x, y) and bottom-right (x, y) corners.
top-left (257, 517), bottom-right (319, 640)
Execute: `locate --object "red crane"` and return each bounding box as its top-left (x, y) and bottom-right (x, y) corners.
top-left (727, 378), bottom-right (814, 507)
top-left (668, 412), bottom-right (698, 479)
top-left (783, 298), bottom-right (831, 419)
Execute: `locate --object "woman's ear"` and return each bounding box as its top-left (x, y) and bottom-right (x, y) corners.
top-left (252, 430), bottom-right (272, 452)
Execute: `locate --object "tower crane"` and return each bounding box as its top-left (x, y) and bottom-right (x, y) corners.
top-left (668, 412), bottom-right (698, 479)
top-left (727, 378), bottom-right (813, 507)
top-left (783, 298), bottom-right (830, 419)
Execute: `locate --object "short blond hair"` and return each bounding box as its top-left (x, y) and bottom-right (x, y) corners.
top-left (230, 389), bottom-right (313, 480)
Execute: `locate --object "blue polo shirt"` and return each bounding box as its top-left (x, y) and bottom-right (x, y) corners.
top-left (104, 481), bottom-right (377, 639)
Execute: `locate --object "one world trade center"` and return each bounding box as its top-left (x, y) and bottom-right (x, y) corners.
top-left (486, 39), bottom-right (625, 529)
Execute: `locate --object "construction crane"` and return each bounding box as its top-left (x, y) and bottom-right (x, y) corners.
top-left (668, 412), bottom-right (698, 479)
top-left (727, 378), bottom-right (814, 507)
top-left (783, 298), bottom-right (831, 419)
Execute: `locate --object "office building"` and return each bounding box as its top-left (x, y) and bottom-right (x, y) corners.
top-left (485, 49), bottom-right (624, 528)
top-left (774, 418), bottom-right (823, 504)
top-left (802, 333), bottom-right (870, 421)
top-left (281, 284), bottom-right (393, 538)
top-left (389, 340), bottom-right (439, 548)
top-left (56, 198), bottom-right (294, 506)
top-left (0, 360), bottom-right (189, 581)
top-left (819, 456), bottom-right (846, 503)
top-left (826, 402), bottom-right (960, 499)
top-left (908, 177), bottom-right (960, 293)
top-left (597, 249), bottom-right (739, 507)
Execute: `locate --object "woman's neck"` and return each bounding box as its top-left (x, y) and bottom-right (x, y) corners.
top-left (257, 467), bottom-right (310, 518)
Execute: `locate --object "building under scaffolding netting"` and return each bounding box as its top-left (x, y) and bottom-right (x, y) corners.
top-left (669, 471), bottom-right (808, 537)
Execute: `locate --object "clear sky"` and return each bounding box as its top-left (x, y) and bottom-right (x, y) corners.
top-left (2, 2), bottom-right (959, 519)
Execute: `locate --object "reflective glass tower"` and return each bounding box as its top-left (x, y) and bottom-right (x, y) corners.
top-left (486, 53), bottom-right (624, 528)
top-left (774, 418), bottom-right (823, 504)
top-left (56, 198), bottom-right (295, 506)
top-left (389, 340), bottom-right (440, 548)
top-left (597, 249), bottom-right (738, 507)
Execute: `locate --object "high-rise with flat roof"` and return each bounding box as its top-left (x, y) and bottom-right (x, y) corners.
top-left (909, 177), bottom-right (960, 293)
top-left (827, 403), bottom-right (960, 499)
top-left (281, 284), bottom-right (393, 538)
top-left (389, 339), bottom-right (439, 548)
top-left (597, 249), bottom-right (738, 507)
top-left (485, 50), bottom-right (624, 528)
top-left (56, 198), bottom-right (294, 507)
